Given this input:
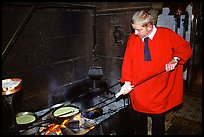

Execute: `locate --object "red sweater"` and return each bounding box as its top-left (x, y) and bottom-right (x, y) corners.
top-left (120, 27), bottom-right (192, 114)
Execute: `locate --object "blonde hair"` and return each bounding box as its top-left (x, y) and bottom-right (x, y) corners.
top-left (131, 10), bottom-right (154, 26)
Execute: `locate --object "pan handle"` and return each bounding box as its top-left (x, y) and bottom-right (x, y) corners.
top-left (56, 109), bottom-right (79, 117)
top-left (115, 69), bottom-right (166, 98)
top-left (36, 103), bottom-right (64, 121)
top-left (36, 107), bottom-right (55, 121)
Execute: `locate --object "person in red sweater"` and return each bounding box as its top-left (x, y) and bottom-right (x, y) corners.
top-left (116, 10), bottom-right (192, 135)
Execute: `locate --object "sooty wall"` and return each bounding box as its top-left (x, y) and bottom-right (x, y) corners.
top-left (2, 3), bottom-right (96, 112)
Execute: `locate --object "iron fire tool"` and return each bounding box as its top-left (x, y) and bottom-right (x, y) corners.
top-left (71, 69), bottom-right (171, 118)
top-left (115, 69), bottom-right (167, 98)
top-left (70, 81), bottom-right (120, 103)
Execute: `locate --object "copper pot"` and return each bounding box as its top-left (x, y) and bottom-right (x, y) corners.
top-left (2, 78), bottom-right (22, 96)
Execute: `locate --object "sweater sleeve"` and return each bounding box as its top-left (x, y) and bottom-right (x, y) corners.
top-left (120, 35), bottom-right (134, 83)
top-left (169, 30), bottom-right (192, 64)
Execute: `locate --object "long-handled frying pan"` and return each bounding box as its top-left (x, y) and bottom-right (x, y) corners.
top-left (15, 103), bottom-right (64, 130)
top-left (83, 69), bottom-right (167, 119)
top-left (52, 105), bottom-right (80, 119)
top-left (115, 69), bottom-right (167, 98)
top-left (70, 81), bottom-right (120, 103)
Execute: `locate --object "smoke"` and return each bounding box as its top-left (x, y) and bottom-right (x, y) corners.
top-left (48, 78), bottom-right (61, 107)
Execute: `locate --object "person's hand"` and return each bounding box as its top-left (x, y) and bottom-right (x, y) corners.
top-left (165, 59), bottom-right (178, 72)
top-left (115, 81), bottom-right (134, 98)
top-left (120, 81), bottom-right (134, 94)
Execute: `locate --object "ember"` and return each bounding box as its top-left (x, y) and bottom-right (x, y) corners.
top-left (37, 118), bottom-right (69, 135)
top-left (73, 113), bottom-right (82, 126)
top-left (16, 80), bottom-right (127, 135)
top-left (33, 112), bottom-right (96, 135)
top-left (44, 124), bottom-right (61, 135)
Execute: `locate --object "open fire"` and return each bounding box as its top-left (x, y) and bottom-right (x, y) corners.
top-left (27, 112), bottom-right (95, 135)
top-left (36, 118), bottom-right (69, 135)
top-left (16, 80), bottom-right (126, 135)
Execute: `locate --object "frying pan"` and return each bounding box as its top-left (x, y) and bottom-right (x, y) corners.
top-left (83, 69), bottom-right (168, 118)
top-left (70, 81), bottom-right (120, 103)
top-left (52, 105), bottom-right (80, 120)
top-left (83, 107), bottom-right (103, 119)
top-left (15, 111), bottom-right (38, 130)
top-left (115, 69), bottom-right (167, 98)
top-left (16, 111), bottom-right (37, 125)
top-left (15, 103), bottom-right (64, 130)
top-left (36, 103), bottom-right (65, 120)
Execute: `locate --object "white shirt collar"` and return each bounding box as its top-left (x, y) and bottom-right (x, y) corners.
top-left (142, 25), bottom-right (157, 42)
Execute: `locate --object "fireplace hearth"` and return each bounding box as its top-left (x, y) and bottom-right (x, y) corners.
top-left (17, 94), bottom-right (129, 135)
top-left (13, 79), bottom-right (132, 135)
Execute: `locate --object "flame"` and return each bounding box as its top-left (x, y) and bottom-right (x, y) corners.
top-left (73, 112), bottom-right (82, 126)
top-left (61, 118), bottom-right (69, 128)
top-left (72, 112), bottom-right (96, 134)
top-left (45, 124), bottom-right (61, 135)
top-left (89, 125), bottom-right (95, 130)
top-left (42, 118), bottom-right (70, 135)
top-left (37, 112), bottom-right (96, 135)
top-left (37, 127), bottom-right (47, 135)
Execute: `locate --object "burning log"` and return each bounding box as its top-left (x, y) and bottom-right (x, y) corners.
top-left (32, 111), bottom-right (96, 135)
top-left (61, 127), bottom-right (75, 135)
top-left (37, 118), bottom-right (70, 135)
top-left (67, 120), bottom-right (80, 129)
top-left (45, 124), bottom-right (61, 135)
top-left (83, 119), bottom-right (95, 129)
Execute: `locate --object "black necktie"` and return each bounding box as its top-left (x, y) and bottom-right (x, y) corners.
top-left (144, 37), bottom-right (151, 61)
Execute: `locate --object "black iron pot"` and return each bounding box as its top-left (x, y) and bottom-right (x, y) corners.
top-left (88, 66), bottom-right (103, 80)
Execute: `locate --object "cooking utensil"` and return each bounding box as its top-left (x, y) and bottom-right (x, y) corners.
top-left (16, 103), bottom-right (64, 131)
top-left (36, 103), bottom-right (64, 121)
top-left (52, 105), bottom-right (80, 119)
top-left (88, 66), bottom-right (104, 81)
top-left (83, 107), bottom-right (103, 119)
top-left (70, 81), bottom-right (120, 103)
top-left (16, 112), bottom-right (37, 125)
top-left (2, 78), bottom-right (24, 131)
top-left (115, 69), bottom-right (166, 98)
top-left (2, 78), bottom-right (22, 96)
top-left (15, 111), bottom-right (38, 130)
top-left (83, 96), bottom-right (121, 119)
